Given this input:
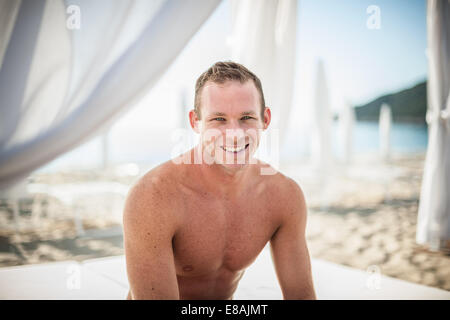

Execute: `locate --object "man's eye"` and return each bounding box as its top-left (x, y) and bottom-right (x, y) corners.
top-left (213, 117), bottom-right (226, 121)
top-left (241, 116), bottom-right (254, 120)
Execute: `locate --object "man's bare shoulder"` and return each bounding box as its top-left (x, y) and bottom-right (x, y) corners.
top-left (257, 168), bottom-right (308, 243)
top-left (253, 160), bottom-right (304, 196)
top-left (123, 160), bottom-right (184, 227)
top-left (136, 160), bottom-right (184, 190)
top-left (254, 162), bottom-right (306, 217)
top-left (275, 174), bottom-right (307, 225)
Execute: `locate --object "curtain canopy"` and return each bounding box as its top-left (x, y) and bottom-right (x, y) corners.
top-left (416, 0), bottom-right (450, 252)
top-left (0, 0), bottom-right (221, 191)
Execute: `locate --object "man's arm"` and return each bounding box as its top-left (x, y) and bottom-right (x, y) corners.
top-left (123, 178), bottom-right (180, 299)
top-left (270, 178), bottom-right (316, 300)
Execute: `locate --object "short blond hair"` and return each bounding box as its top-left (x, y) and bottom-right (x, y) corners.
top-left (194, 61), bottom-right (266, 119)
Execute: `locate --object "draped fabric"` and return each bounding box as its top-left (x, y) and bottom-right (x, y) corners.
top-left (416, 0), bottom-right (450, 251)
top-left (0, 0), bottom-right (221, 191)
top-left (229, 0), bottom-right (297, 143)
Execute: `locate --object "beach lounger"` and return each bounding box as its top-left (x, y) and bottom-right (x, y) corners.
top-left (1, 248), bottom-right (449, 299)
top-left (0, 260), bottom-right (127, 299)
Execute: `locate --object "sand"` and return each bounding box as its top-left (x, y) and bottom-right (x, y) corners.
top-left (0, 153), bottom-right (449, 291)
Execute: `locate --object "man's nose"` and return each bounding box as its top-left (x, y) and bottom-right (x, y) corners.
top-left (223, 125), bottom-right (246, 145)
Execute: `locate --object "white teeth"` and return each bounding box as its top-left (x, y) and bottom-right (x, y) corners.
top-left (222, 145), bottom-right (246, 152)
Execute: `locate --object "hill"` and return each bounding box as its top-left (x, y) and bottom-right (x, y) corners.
top-left (354, 81), bottom-right (427, 123)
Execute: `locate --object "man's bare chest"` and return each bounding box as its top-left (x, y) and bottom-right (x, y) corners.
top-left (172, 194), bottom-right (279, 277)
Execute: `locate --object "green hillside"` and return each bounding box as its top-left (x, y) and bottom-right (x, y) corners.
top-left (354, 81), bottom-right (427, 123)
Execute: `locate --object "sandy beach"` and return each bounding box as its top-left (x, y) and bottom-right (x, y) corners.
top-left (0, 153), bottom-right (449, 292)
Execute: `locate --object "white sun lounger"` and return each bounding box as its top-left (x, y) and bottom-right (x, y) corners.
top-left (236, 246), bottom-right (450, 300)
top-left (0, 260), bottom-right (128, 300)
top-left (1, 247), bottom-right (449, 300)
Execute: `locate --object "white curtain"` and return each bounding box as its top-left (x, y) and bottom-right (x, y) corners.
top-left (228, 0), bottom-right (297, 143)
top-left (0, 0), bottom-right (221, 191)
top-left (417, 0), bottom-right (450, 251)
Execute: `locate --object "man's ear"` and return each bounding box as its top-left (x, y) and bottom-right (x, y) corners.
top-left (189, 109), bottom-right (200, 133)
top-left (263, 107), bottom-right (271, 130)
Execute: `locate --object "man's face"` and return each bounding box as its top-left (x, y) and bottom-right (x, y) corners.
top-left (190, 80), bottom-right (271, 170)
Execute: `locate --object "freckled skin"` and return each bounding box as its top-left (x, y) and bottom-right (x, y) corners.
top-left (182, 265), bottom-right (193, 272)
top-left (124, 81), bottom-right (316, 300)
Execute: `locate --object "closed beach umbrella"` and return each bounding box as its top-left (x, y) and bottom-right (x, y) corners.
top-left (311, 59), bottom-right (333, 171)
top-left (339, 99), bottom-right (355, 164)
top-left (379, 103), bottom-right (392, 162)
top-left (416, 0), bottom-right (450, 252)
top-left (179, 87), bottom-right (190, 130)
top-left (101, 129), bottom-right (109, 170)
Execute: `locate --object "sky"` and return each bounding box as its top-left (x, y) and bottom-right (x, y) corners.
top-left (296, 0), bottom-right (427, 106)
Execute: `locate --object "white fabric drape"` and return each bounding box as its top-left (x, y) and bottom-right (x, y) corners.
top-left (229, 0), bottom-right (297, 143)
top-left (0, 0), bottom-right (21, 68)
top-left (416, 0), bottom-right (450, 251)
top-left (0, 0), bottom-right (221, 191)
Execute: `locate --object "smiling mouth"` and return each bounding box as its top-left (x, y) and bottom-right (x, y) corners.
top-left (221, 143), bottom-right (250, 153)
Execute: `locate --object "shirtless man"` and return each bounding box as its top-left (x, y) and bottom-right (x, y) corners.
top-left (124, 61), bottom-right (316, 300)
